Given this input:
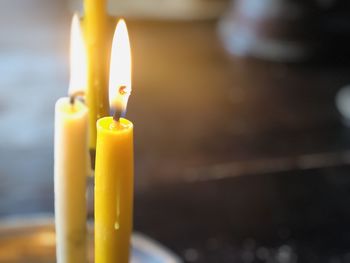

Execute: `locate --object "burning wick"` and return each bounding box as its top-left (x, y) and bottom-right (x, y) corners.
top-left (113, 85), bottom-right (127, 122)
top-left (69, 91), bottom-right (85, 105)
top-left (113, 109), bottom-right (122, 122)
top-left (69, 95), bottom-right (75, 105)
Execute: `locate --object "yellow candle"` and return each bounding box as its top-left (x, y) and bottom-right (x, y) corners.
top-left (54, 14), bottom-right (88, 263)
top-left (95, 19), bottom-right (133, 263)
top-left (84, 0), bottom-right (110, 150)
top-left (95, 117), bottom-right (134, 263)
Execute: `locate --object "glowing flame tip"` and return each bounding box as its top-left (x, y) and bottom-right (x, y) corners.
top-left (109, 19), bottom-right (132, 116)
top-left (69, 13), bottom-right (87, 97)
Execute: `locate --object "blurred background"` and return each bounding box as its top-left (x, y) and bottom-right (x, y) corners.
top-left (2, 0), bottom-right (350, 262)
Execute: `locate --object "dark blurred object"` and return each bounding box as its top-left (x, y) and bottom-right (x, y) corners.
top-left (219, 0), bottom-right (350, 62)
top-left (336, 85), bottom-right (350, 126)
top-left (107, 0), bottom-right (228, 20)
top-left (70, 0), bottom-right (229, 20)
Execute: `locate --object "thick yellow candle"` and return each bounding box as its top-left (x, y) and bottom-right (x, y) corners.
top-left (84, 0), bottom-right (110, 149)
top-left (54, 14), bottom-right (88, 263)
top-left (95, 117), bottom-right (134, 263)
top-left (95, 19), bottom-right (133, 263)
top-left (54, 98), bottom-right (88, 263)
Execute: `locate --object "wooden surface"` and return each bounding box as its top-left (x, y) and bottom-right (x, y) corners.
top-left (1, 1), bottom-right (350, 262)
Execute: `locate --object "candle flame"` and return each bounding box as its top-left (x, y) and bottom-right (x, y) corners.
top-left (69, 14), bottom-right (87, 96)
top-left (109, 19), bottom-right (132, 116)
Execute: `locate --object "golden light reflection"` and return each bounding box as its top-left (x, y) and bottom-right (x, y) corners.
top-left (109, 19), bottom-right (132, 116)
top-left (69, 14), bottom-right (87, 96)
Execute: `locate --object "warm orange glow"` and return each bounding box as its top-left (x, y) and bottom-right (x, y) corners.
top-left (69, 14), bottom-right (87, 96)
top-left (109, 19), bottom-right (132, 115)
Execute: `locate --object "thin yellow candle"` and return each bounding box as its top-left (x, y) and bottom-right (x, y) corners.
top-left (84, 0), bottom-right (110, 150)
top-left (95, 19), bottom-right (134, 263)
top-left (54, 14), bottom-right (88, 263)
